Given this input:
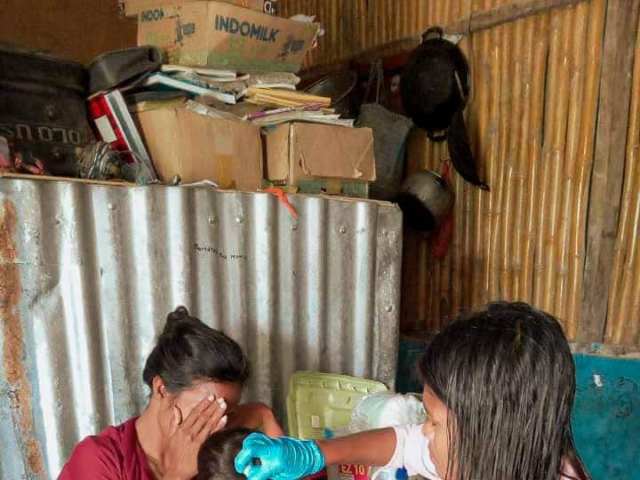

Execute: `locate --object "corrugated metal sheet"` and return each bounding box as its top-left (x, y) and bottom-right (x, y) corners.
top-left (0, 177), bottom-right (402, 479)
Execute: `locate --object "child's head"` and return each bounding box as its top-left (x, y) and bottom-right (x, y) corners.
top-left (198, 427), bottom-right (255, 480)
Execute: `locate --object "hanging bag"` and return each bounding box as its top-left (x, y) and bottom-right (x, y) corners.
top-left (355, 59), bottom-right (413, 201)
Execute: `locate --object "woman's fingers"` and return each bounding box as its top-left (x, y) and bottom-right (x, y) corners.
top-left (196, 402), bottom-right (228, 442)
top-left (181, 395), bottom-right (216, 430)
top-left (190, 397), bottom-right (226, 436)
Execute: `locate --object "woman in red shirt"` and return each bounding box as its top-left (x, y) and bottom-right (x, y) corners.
top-left (59, 306), bottom-right (284, 480)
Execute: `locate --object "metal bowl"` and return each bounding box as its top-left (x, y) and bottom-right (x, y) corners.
top-left (304, 71), bottom-right (358, 118)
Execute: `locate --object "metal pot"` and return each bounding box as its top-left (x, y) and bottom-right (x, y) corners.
top-left (396, 170), bottom-right (455, 233)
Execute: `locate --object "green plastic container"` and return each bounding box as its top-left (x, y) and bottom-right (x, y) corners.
top-left (286, 371), bottom-right (388, 440)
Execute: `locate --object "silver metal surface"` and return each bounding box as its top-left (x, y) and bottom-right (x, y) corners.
top-left (0, 177), bottom-right (402, 479)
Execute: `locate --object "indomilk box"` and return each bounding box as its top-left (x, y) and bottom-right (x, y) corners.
top-left (137, 1), bottom-right (319, 72)
top-left (124, 0), bottom-right (278, 16)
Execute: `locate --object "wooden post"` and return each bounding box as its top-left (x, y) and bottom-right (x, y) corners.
top-left (578, 0), bottom-right (640, 343)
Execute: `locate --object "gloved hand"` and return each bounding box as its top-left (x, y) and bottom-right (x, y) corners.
top-left (234, 432), bottom-right (326, 480)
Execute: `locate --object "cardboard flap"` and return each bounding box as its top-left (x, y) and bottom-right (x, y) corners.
top-left (135, 107), bottom-right (185, 178)
top-left (265, 124), bottom-right (292, 181)
top-left (292, 124), bottom-right (376, 181)
top-left (229, 119), bottom-right (263, 190)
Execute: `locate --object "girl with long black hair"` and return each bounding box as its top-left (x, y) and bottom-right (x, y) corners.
top-left (235, 302), bottom-right (590, 480)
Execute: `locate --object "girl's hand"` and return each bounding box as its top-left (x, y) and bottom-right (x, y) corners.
top-left (235, 433), bottom-right (325, 480)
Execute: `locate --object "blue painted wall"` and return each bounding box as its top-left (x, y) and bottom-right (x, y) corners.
top-left (397, 340), bottom-right (640, 480)
top-left (572, 354), bottom-right (640, 480)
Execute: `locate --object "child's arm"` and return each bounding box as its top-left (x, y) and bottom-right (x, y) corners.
top-left (227, 402), bottom-right (285, 437)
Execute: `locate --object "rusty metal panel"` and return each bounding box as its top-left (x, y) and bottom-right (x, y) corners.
top-left (0, 178), bottom-right (402, 479)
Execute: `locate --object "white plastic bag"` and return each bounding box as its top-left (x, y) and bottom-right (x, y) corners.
top-left (351, 392), bottom-right (426, 431)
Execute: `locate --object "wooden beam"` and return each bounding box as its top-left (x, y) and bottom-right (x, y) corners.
top-left (579, 0), bottom-right (640, 343)
top-left (470, 0), bottom-right (584, 32)
top-left (304, 0), bottom-right (588, 70)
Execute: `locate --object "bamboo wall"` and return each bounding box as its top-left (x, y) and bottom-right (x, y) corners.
top-left (280, 0), bottom-right (468, 68)
top-left (281, 0), bottom-right (640, 346)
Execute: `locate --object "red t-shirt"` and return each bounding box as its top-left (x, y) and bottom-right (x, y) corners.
top-left (58, 417), bottom-right (157, 480)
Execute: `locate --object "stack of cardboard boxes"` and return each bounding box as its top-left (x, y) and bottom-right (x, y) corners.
top-left (121, 0), bottom-right (376, 197)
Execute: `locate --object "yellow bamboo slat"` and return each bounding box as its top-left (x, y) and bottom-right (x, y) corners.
top-left (497, 19), bottom-right (515, 302)
top-left (432, 246), bottom-right (442, 329)
top-left (451, 166), bottom-right (464, 317)
top-left (400, 0), bottom-right (410, 40)
top-left (477, 0), bottom-right (496, 306)
top-left (533, 7), bottom-right (559, 309)
top-left (565, 0), bottom-right (606, 338)
top-left (472, 0), bottom-right (485, 15)
top-left (380, 0), bottom-right (388, 47)
top-left (521, 12), bottom-right (549, 304)
top-left (478, 28), bottom-right (495, 302)
top-left (426, 0), bottom-right (434, 30)
top-left (417, 0), bottom-right (427, 34)
top-left (434, 0), bottom-right (444, 26)
top-left (511, 16), bottom-right (535, 302)
top-left (440, 232), bottom-right (453, 324)
top-left (462, 179), bottom-right (473, 313)
top-left (535, 6), bottom-right (571, 320)
top-left (505, 18), bottom-right (526, 301)
top-left (393, 0), bottom-right (402, 42)
top-left (554, 2), bottom-right (588, 324)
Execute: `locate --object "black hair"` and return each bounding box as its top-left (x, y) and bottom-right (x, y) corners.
top-left (198, 427), bottom-right (255, 480)
top-left (419, 301), bottom-right (590, 480)
top-left (143, 306), bottom-right (250, 393)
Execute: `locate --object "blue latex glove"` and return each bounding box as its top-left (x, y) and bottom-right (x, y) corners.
top-left (234, 432), bottom-right (326, 480)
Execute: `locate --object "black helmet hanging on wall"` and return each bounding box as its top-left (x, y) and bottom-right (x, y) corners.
top-left (401, 27), bottom-right (489, 191)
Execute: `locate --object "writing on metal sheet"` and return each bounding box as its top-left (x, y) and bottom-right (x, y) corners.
top-left (194, 243), bottom-right (245, 260)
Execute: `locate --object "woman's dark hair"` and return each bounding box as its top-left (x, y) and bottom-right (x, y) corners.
top-left (419, 302), bottom-right (589, 480)
top-left (143, 306), bottom-right (250, 393)
top-left (198, 427), bottom-right (254, 480)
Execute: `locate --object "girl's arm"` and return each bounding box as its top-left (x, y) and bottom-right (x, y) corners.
top-left (318, 428), bottom-right (397, 466)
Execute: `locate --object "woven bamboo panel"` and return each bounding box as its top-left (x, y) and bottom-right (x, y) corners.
top-left (279, 0), bottom-right (468, 68)
top-left (401, 1), bottom-right (607, 342)
top-left (280, 0), bottom-right (639, 345)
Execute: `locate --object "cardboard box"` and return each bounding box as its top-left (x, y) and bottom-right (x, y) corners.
top-left (137, 1), bottom-right (319, 72)
top-left (134, 106), bottom-right (263, 189)
top-left (264, 123), bottom-right (376, 192)
top-left (125, 0), bottom-right (277, 16)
